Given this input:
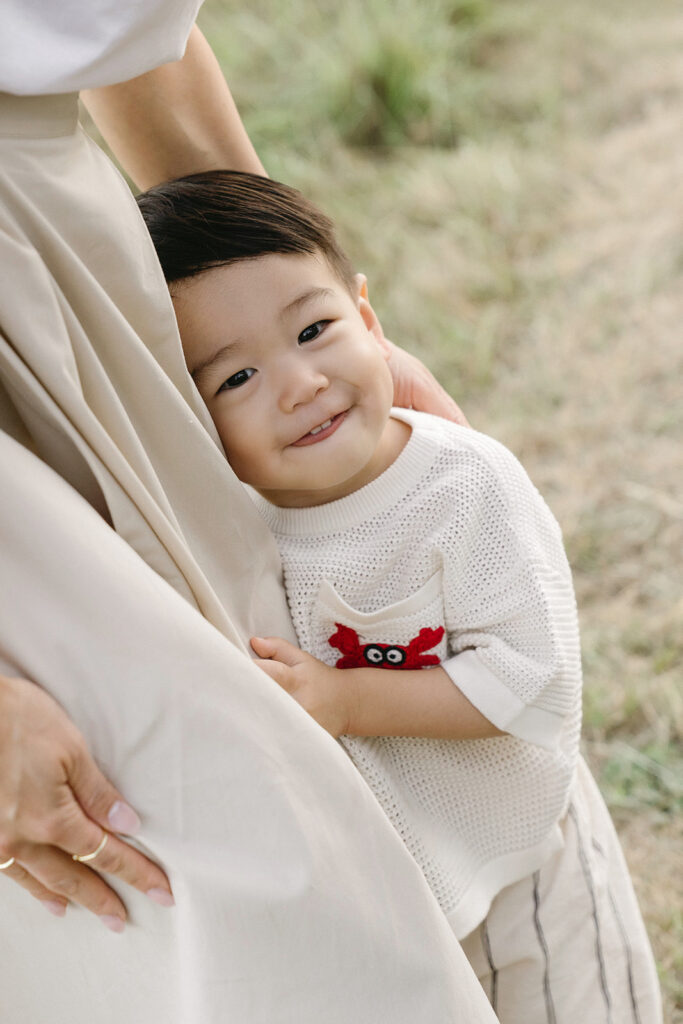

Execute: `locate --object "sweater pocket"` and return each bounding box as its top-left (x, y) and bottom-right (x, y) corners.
top-left (313, 574), bottom-right (448, 670)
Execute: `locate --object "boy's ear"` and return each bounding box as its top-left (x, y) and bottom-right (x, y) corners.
top-left (355, 273), bottom-right (391, 359)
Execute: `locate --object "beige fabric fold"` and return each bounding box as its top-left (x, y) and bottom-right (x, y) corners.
top-left (0, 91), bottom-right (292, 647)
top-left (0, 92), bottom-right (498, 1022)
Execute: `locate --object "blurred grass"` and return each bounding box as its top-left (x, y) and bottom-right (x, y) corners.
top-left (202, 0), bottom-right (683, 1013)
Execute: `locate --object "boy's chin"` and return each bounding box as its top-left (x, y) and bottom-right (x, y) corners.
top-left (256, 470), bottom-right (362, 508)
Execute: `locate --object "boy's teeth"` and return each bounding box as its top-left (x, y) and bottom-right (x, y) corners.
top-left (309, 418), bottom-right (333, 436)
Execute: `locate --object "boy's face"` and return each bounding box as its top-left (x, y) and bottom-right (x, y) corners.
top-left (174, 252), bottom-right (397, 507)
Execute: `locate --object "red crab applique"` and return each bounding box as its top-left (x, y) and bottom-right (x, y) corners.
top-left (329, 623), bottom-right (445, 670)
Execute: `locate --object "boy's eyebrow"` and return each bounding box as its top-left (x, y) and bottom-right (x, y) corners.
top-left (191, 339), bottom-right (242, 384)
top-left (190, 288), bottom-right (334, 383)
top-left (281, 287), bottom-right (335, 317)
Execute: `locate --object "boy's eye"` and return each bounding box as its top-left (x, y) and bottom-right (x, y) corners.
top-left (298, 320), bottom-right (330, 344)
top-left (217, 367), bottom-right (256, 393)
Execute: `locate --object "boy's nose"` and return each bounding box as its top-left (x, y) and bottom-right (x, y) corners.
top-left (278, 362), bottom-right (329, 412)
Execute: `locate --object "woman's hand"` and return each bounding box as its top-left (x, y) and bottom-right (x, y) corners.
top-left (385, 339), bottom-right (469, 426)
top-left (0, 674), bottom-right (174, 931)
top-left (251, 637), bottom-right (354, 738)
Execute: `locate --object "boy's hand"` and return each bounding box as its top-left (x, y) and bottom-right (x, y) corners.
top-left (251, 637), bottom-right (354, 738)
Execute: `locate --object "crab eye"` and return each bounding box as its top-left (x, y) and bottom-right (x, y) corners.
top-left (363, 645), bottom-right (384, 665)
top-left (385, 647), bottom-right (406, 665)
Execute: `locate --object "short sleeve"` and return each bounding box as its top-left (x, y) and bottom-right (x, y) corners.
top-left (438, 435), bottom-right (582, 750)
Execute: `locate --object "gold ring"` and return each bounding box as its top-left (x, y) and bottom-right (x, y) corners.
top-left (72, 831), bottom-right (108, 863)
top-left (0, 857), bottom-right (15, 870)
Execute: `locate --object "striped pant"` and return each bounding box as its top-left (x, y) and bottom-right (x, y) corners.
top-left (460, 758), bottom-right (662, 1024)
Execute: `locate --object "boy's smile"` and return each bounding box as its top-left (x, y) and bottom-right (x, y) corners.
top-left (290, 410), bottom-right (347, 446)
top-left (173, 252), bottom-right (408, 507)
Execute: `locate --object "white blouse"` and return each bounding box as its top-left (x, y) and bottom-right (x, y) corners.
top-left (0, 0), bottom-right (202, 95)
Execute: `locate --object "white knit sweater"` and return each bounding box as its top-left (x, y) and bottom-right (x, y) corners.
top-left (250, 409), bottom-right (582, 938)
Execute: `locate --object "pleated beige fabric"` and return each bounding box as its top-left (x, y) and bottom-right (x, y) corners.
top-left (0, 92), bottom-right (292, 645)
top-left (0, 93), bottom-right (498, 1023)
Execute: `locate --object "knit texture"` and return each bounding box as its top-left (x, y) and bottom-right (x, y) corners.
top-left (250, 409), bottom-right (583, 937)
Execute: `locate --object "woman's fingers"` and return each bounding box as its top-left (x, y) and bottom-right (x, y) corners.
top-left (0, 828), bottom-right (174, 930)
top-left (0, 674), bottom-right (173, 922)
top-left (4, 844), bottom-right (127, 929)
top-left (384, 339), bottom-right (470, 426)
top-left (31, 830), bottom-right (172, 923)
top-left (63, 736), bottom-right (174, 905)
top-left (50, 800), bottom-right (173, 902)
top-left (0, 857), bottom-right (69, 916)
top-left (66, 739), bottom-right (141, 836)
top-left (74, 828), bottom-right (174, 905)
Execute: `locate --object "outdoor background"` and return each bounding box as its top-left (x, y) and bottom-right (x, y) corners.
top-left (152, 0), bottom-right (683, 1014)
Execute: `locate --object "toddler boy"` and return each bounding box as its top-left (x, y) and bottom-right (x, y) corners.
top-left (138, 171), bottom-right (661, 1024)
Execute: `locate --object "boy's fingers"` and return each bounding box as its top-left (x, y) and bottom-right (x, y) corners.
top-left (251, 636), bottom-right (302, 666)
top-left (254, 658), bottom-right (293, 692)
top-left (250, 635), bottom-right (276, 657)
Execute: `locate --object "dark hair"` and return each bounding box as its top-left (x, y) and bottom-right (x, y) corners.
top-left (136, 169), bottom-right (356, 293)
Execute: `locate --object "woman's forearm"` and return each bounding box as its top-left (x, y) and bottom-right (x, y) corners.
top-left (81, 25), bottom-right (265, 190)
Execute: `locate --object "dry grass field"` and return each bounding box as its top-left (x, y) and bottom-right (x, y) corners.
top-left (198, 0), bottom-right (682, 1014)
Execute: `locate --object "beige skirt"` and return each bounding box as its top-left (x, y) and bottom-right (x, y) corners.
top-left (0, 93), bottom-right (497, 1024)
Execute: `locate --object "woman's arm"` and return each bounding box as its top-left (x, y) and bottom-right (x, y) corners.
top-left (81, 25), bottom-right (265, 190)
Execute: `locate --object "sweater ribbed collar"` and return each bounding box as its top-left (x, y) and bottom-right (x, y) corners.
top-left (247, 408), bottom-right (441, 536)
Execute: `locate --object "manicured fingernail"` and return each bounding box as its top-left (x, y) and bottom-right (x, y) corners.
top-left (146, 887), bottom-right (175, 907)
top-left (108, 800), bottom-right (141, 834)
top-left (41, 900), bottom-right (67, 917)
top-left (99, 914), bottom-right (125, 933)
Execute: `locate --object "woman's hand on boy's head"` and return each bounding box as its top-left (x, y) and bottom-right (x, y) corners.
top-left (250, 636), bottom-right (354, 738)
top-left (384, 339), bottom-right (469, 427)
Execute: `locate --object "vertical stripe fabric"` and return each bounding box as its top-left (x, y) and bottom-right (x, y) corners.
top-left (460, 758), bottom-right (662, 1023)
top-left (569, 803), bottom-right (612, 1021)
top-left (531, 871), bottom-right (557, 1024)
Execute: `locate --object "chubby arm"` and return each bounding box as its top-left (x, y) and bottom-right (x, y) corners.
top-left (251, 637), bottom-right (502, 740)
top-left (81, 25), bottom-right (265, 190)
